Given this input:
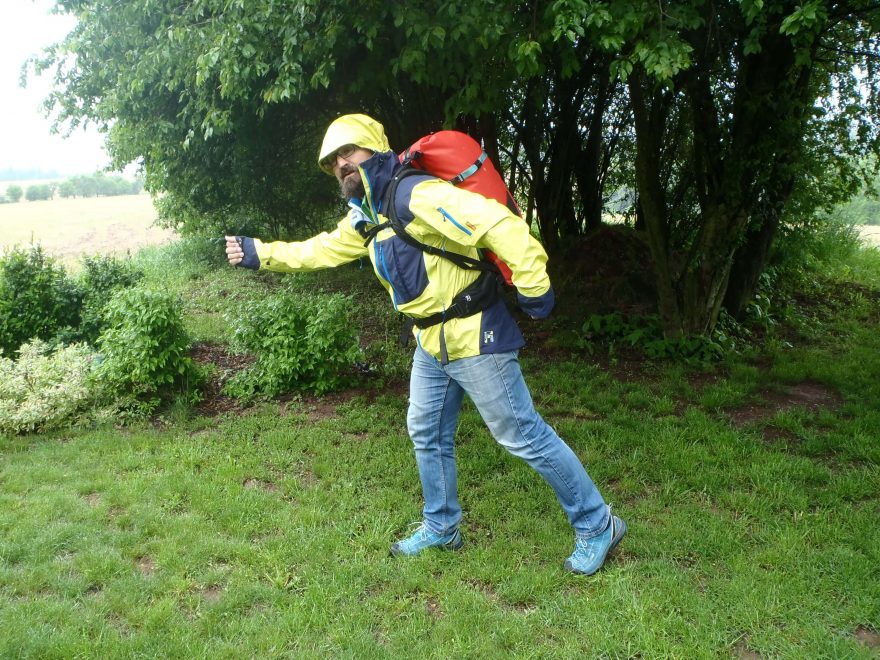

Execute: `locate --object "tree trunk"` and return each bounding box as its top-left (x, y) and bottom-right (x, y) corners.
top-left (574, 65), bottom-right (611, 233)
top-left (722, 212), bottom-right (780, 319)
top-left (628, 72), bottom-right (683, 338)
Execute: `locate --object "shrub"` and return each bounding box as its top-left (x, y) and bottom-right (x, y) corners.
top-left (225, 290), bottom-right (361, 398)
top-left (564, 312), bottom-right (736, 363)
top-left (96, 286), bottom-right (201, 413)
top-left (75, 254), bottom-right (144, 343)
top-left (0, 246), bottom-right (81, 357)
top-left (5, 185), bottom-right (23, 202)
top-left (25, 184), bottom-right (53, 201)
top-left (0, 340), bottom-right (101, 435)
top-left (133, 235), bottom-right (229, 285)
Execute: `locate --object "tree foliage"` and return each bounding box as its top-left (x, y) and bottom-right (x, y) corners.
top-left (25, 184), bottom-right (53, 202)
top-left (56, 172), bottom-right (143, 198)
top-left (5, 185), bottom-right (23, 203)
top-left (37, 0), bottom-right (880, 336)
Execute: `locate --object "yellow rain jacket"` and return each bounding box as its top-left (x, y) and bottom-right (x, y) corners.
top-left (238, 114), bottom-right (555, 362)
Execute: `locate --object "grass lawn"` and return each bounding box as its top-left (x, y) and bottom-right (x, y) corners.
top-left (0, 248), bottom-right (878, 657)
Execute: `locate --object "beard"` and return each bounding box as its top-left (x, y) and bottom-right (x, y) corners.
top-left (338, 166), bottom-right (366, 201)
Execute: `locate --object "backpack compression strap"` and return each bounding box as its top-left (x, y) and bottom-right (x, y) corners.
top-left (401, 148), bottom-right (488, 186)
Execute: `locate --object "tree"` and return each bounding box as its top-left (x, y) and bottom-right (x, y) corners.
top-left (58, 180), bottom-right (76, 198)
top-left (25, 184), bottom-right (53, 202)
top-left (554, 0), bottom-right (880, 335)
top-left (38, 0), bottom-right (880, 337)
top-left (36, 1), bottom-right (592, 240)
top-left (5, 185), bottom-right (23, 202)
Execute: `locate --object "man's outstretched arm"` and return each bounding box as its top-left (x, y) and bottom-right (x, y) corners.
top-left (224, 216), bottom-right (369, 272)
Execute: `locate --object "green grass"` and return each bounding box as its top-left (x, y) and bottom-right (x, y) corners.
top-left (1, 245), bottom-right (879, 657)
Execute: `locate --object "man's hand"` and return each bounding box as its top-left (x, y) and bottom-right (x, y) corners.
top-left (225, 235), bottom-right (244, 266)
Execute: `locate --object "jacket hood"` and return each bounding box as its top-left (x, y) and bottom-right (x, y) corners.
top-left (318, 114), bottom-right (392, 174)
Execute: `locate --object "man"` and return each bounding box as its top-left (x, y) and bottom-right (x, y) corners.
top-left (225, 113), bottom-right (625, 575)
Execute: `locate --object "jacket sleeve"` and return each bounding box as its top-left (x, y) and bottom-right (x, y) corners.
top-left (407, 179), bottom-right (555, 318)
top-left (249, 214), bottom-right (369, 272)
top-left (479, 216), bottom-right (555, 318)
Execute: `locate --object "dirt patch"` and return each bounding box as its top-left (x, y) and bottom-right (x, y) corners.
top-left (761, 426), bottom-right (800, 444)
top-left (463, 519), bottom-right (494, 542)
top-left (855, 626), bottom-right (880, 648)
top-left (550, 226), bottom-right (656, 319)
top-left (296, 464), bottom-right (318, 488)
top-left (728, 380), bottom-right (842, 427)
top-left (303, 398), bottom-right (339, 421)
top-left (200, 586), bottom-right (222, 603)
top-left (464, 579), bottom-right (536, 614)
top-left (593, 351), bottom-right (661, 384)
top-left (467, 578), bottom-right (499, 601)
top-left (190, 341), bottom-right (255, 416)
top-left (136, 556), bottom-right (155, 576)
top-left (425, 597), bottom-right (443, 622)
top-left (243, 477), bottom-right (278, 492)
top-left (733, 636), bottom-right (762, 659)
top-left (84, 493), bottom-right (102, 507)
top-left (295, 384), bottom-right (405, 421)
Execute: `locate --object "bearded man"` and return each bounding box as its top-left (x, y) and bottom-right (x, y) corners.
top-left (225, 114), bottom-right (625, 575)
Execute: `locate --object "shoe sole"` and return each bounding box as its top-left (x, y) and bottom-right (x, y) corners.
top-left (565, 516), bottom-right (627, 576)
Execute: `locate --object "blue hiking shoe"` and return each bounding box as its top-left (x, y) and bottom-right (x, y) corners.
top-left (564, 514), bottom-right (627, 575)
top-left (390, 523), bottom-right (464, 557)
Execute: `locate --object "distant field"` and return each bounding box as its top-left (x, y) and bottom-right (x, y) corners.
top-left (0, 194), bottom-right (175, 267)
top-left (860, 225), bottom-right (880, 246)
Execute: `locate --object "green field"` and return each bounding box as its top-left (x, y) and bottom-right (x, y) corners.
top-left (0, 194), bottom-right (174, 267)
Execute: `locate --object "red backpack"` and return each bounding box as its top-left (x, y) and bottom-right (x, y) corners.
top-left (397, 131), bottom-right (522, 286)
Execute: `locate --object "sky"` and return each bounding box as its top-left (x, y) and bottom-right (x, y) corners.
top-left (0, 1), bottom-right (109, 177)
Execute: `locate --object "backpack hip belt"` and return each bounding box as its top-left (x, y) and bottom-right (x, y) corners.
top-left (411, 270), bottom-right (501, 329)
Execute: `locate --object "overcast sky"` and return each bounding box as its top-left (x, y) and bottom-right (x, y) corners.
top-left (0, 1), bottom-right (109, 176)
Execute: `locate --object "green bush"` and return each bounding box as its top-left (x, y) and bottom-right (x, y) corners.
top-left (562, 312), bottom-right (736, 363)
top-left (0, 246), bottom-right (81, 357)
top-left (75, 254), bottom-right (144, 343)
top-left (25, 184), bottom-right (53, 201)
top-left (133, 235), bottom-right (229, 286)
top-left (96, 286), bottom-right (201, 413)
top-left (5, 185), bottom-right (23, 203)
top-left (225, 290), bottom-right (361, 398)
top-left (0, 340), bottom-right (101, 435)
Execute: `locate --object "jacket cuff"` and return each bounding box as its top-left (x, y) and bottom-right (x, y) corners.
top-left (238, 237), bottom-right (260, 270)
top-left (517, 286), bottom-right (555, 318)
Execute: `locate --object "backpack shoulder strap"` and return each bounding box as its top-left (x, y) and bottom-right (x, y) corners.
top-left (383, 165), bottom-right (499, 274)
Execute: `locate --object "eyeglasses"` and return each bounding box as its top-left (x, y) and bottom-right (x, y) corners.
top-left (320, 144), bottom-right (357, 171)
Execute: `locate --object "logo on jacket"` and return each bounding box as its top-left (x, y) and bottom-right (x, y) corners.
top-left (483, 330), bottom-right (494, 344)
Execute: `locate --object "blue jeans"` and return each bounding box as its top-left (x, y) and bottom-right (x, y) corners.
top-left (407, 347), bottom-right (609, 539)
